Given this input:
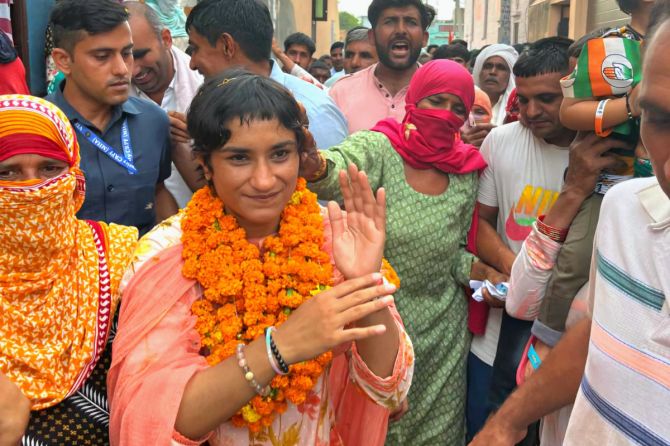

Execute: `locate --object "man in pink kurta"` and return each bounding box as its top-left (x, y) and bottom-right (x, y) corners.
top-left (328, 0), bottom-right (432, 134)
top-left (329, 63), bottom-right (408, 134)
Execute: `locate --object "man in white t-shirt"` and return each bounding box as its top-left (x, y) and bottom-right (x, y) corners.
top-left (467, 37), bottom-right (577, 443)
top-left (470, 8), bottom-right (670, 444)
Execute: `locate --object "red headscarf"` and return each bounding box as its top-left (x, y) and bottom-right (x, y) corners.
top-left (504, 88), bottom-right (520, 124)
top-left (371, 59), bottom-right (486, 174)
top-left (0, 95), bottom-right (79, 166)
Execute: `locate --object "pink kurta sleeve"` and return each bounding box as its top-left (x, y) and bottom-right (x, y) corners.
top-left (505, 223), bottom-right (563, 320)
top-left (108, 244), bottom-right (212, 446)
top-left (348, 302), bottom-right (414, 409)
top-left (328, 301), bottom-right (414, 446)
top-left (109, 287), bottom-right (211, 445)
top-left (320, 205), bottom-right (414, 409)
top-left (321, 203), bottom-right (414, 445)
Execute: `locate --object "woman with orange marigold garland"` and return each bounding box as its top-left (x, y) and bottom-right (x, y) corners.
top-left (107, 70), bottom-right (414, 446)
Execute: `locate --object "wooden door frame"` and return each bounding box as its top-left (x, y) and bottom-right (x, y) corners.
top-left (10, 0), bottom-right (30, 89)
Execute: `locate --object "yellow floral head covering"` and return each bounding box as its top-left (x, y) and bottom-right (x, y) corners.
top-left (0, 95), bottom-right (138, 409)
top-left (0, 94), bottom-right (80, 166)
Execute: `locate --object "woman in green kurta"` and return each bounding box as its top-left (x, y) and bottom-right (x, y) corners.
top-left (302, 60), bottom-right (504, 445)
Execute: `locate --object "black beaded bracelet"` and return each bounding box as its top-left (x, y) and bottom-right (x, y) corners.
top-left (269, 329), bottom-right (290, 374)
top-left (625, 92), bottom-right (634, 120)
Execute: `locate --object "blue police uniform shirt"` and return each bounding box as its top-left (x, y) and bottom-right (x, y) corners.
top-left (47, 82), bottom-right (171, 236)
top-left (269, 60), bottom-right (348, 149)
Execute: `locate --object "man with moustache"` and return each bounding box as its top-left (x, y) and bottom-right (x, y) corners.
top-left (468, 37), bottom-right (576, 442)
top-left (472, 44), bottom-right (519, 126)
top-left (126, 1), bottom-right (202, 208)
top-left (47, 0), bottom-right (176, 236)
top-left (343, 26), bottom-right (379, 74)
top-left (470, 3), bottom-right (670, 443)
top-left (328, 0), bottom-right (434, 134)
top-left (330, 41), bottom-right (345, 76)
top-left (461, 44), bottom-right (519, 150)
top-left (324, 27), bottom-right (378, 88)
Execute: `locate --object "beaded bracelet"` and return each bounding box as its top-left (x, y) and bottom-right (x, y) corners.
top-left (267, 327), bottom-right (290, 375)
top-left (235, 344), bottom-right (271, 397)
top-left (265, 327), bottom-right (288, 375)
top-left (625, 92), bottom-right (634, 121)
top-left (536, 215), bottom-right (569, 243)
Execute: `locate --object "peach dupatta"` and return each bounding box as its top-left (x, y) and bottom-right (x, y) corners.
top-left (109, 238), bottom-right (399, 446)
top-left (108, 244), bottom-right (210, 445)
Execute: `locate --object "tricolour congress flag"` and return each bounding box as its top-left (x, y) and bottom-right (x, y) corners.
top-left (560, 36), bottom-right (641, 99)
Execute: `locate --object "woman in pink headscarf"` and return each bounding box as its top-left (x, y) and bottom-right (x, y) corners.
top-left (302, 59), bottom-right (507, 444)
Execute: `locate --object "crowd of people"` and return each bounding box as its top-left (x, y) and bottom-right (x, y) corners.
top-left (0, 0), bottom-right (668, 445)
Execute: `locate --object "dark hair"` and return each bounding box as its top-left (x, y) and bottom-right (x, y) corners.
top-left (450, 39), bottom-right (468, 49)
top-left (646, 0), bottom-right (670, 41)
top-left (568, 28), bottom-right (608, 59)
top-left (513, 36), bottom-right (573, 78)
top-left (368, 0), bottom-right (435, 30)
top-left (50, 0), bottom-right (129, 54)
top-left (284, 32), bottom-right (316, 56)
top-left (0, 30), bottom-right (17, 64)
top-left (186, 0), bottom-right (272, 63)
top-left (468, 48), bottom-right (481, 69)
top-left (318, 54), bottom-right (332, 62)
top-left (432, 43), bottom-right (470, 62)
top-left (512, 43), bottom-right (529, 55)
top-left (309, 60), bottom-right (330, 72)
top-left (330, 41), bottom-right (344, 52)
top-left (426, 44), bottom-right (438, 52)
top-left (616, 0), bottom-right (642, 14)
top-left (187, 69), bottom-right (307, 167)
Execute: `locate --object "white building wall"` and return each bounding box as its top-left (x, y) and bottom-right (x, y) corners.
top-left (510, 0), bottom-right (530, 44)
top-left (464, 0), bottom-right (502, 48)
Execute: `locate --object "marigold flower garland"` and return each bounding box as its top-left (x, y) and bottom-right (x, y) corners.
top-left (181, 178), bottom-right (335, 432)
top-left (181, 178), bottom-right (401, 433)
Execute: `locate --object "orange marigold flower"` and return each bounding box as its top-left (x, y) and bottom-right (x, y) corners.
top-left (252, 397), bottom-right (274, 416)
top-left (382, 258), bottom-right (401, 289)
top-left (285, 387), bottom-right (307, 406)
top-left (272, 375), bottom-right (290, 389)
top-left (182, 180), bottom-right (333, 432)
top-left (275, 400), bottom-right (288, 414)
top-left (291, 375), bottom-right (314, 391)
top-left (231, 415), bottom-right (245, 427)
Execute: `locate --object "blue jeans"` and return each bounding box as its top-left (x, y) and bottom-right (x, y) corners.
top-left (488, 312), bottom-right (539, 446)
top-left (466, 351), bottom-right (493, 442)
